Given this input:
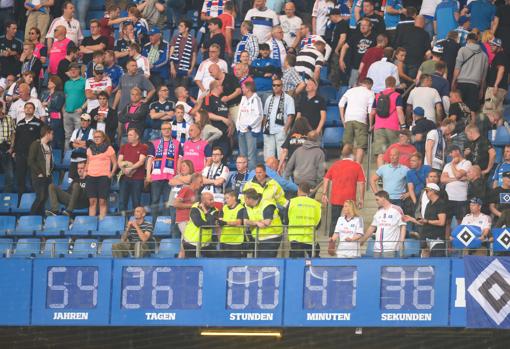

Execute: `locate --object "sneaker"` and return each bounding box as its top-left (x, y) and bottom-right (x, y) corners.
top-left (45, 210), bottom-right (58, 216)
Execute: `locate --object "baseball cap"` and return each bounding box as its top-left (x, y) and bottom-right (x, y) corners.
top-left (470, 197), bottom-right (483, 205)
top-left (490, 38), bottom-right (502, 47)
top-left (68, 62), bottom-right (81, 70)
top-left (94, 63), bottom-right (105, 73)
top-left (447, 144), bottom-right (461, 153)
top-left (413, 107), bottom-right (425, 117)
top-left (432, 45), bottom-right (444, 54)
top-left (503, 171), bottom-right (510, 178)
top-left (80, 113), bottom-right (91, 121)
top-left (149, 27), bottom-right (161, 36)
top-left (425, 183), bottom-right (440, 192)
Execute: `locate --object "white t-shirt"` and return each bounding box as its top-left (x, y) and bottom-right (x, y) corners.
top-left (245, 8), bottom-right (279, 43)
top-left (194, 59), bottom-right (229, 98)
top-left (461, 213), bottom-right (491, 232)
top-left (366, 59), bottom-right (400, 93)
top-left (134, 54), bottom-right (151, 77)
top-left (419, 0), bottom-right (442, 17)
top-left (46, 16), bottom-right (83, 45)
top-left (312, 0), bottom-right (335, 36)
top-left (279, 15), bottom-right (302, 47)
top-left (338, 85), bottom-right (374, 124)
top-left (8, 97), bottom-right (46, 123)
top-left (201, 0), bottom-right (224, 17)
top-left (85, 77), bottom-right (112, 112)
top-left (334, 216), bottom-right (364, 258)
top-left (371, 205), bottom-right (406, 252)
top-left (442, 159), bottom-right (472, 201)
top-left (407, 86), bottom-right (442, 123)
top-left (425, 129), bottom-right (445, 170)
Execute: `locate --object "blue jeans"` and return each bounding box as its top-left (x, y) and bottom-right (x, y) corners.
top-left (151, 180), bottom-right (171, 218)
top-left (72, 0), bottom-right (90, 30)
top-left (238, 131), bottom-right (258, 171)
top-left (50, 119), bottom-right (65, 150)
top-left (119, 178), bottom-right (144, 213)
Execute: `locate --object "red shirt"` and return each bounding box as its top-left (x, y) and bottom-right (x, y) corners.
top-left (382, 143), bottom-right (417, 168)
top-left (176, 186), bottom-right (196, 223)
top-left (218, 13), bottom-right (234, 54)
top-left (358, 46), bottom-right (384, 82)
top-left (324, 159), bottom-right (366, 205)
top-left (99, 17), bottom-right (114, 50)
top-left (119, 143), bottom-right (148, 180)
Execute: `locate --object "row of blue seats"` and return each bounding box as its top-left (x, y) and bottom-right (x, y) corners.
top-left (0, 238), bottom-right (180, 258)
top-left (0, 215), bottom-right (173, 237)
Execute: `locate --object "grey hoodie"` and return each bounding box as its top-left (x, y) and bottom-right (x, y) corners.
top-left (455, 43), bottom-right (488, 86)
top-left (284, 139), bottom-right (326, 187)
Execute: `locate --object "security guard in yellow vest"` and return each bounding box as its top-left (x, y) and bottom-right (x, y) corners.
top-left (287, 182), bottom-right (322, 257)
top-left (218, 190), bottom-right (246, 258)
top-left (243, 188), bottom-right (283, 258)
top-left (183, 192), bottom-right (218, 257)
top-left (242, 164), bottom-right (287, 207)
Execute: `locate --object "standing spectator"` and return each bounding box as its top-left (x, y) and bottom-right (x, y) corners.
top-left (99, 5), bottom-right (133, 50)
top-left (84, 64), bottom-right (112, 113)
top-left (267, 26), bottom-right (286, 68)
top-left (492, 145), bottom-right (510, 188)
top-left (118, 87), bottom-right (150, 143)
top-left (7, 83), bottom-right (45, 122)
top-left (41, 76), bottom-right (65, 149)
top-left (461, 197), bottom-right (492, 247)
top-left (127, 7), bottom-right (149, 45)
top-left (193, 110), bottom-right (222, 145)
top-left (468, 165), bottom-right (489, 210)
top-left (211, 64), bottom-right (242, 128)
top-left (114, 22), bottom-right (136, 69)
top-left (284, 130), bottom-right (326, 187)
top-left (19, 43), bottom-right (42, 87)
top-left (28, 125), bottom-right (54, 215)
top-left (339, 78), bottom-right (374, 163)
top-left (142, 28), bottom-right (170, 87)
top-left (464, 124), bottom-right (496, 177)
top-left (233, 21), bottom-right (259, 64)
top-left (79, 20), bottom-right (108, 65)
top-left (12, 102), bottom-right (43, 198)
top-left (280, 2), bottom-right (302, 48)
top-left (202, 18), bottom-right (226, 60)
top-left (112, 206), bottom-right (154, 258)
top-left (0, 1), bottom-right (14, 37)
top-left (85, 130), bottom-right (117, 218)
top-left (393, 47), bottom-right (414, 88)
top-left (226, 155), bottom-right (250, 195)
top-left (48, 25), bottom-right (75, 76)
top-left (425, 118), bottom-right (455, 171)
top-left (118, 128), bottom-right (147, 213)
top-left (492, 0), bottom-right (510, 55)
top-left (382, 130), bottom-right (417, 167)
top-left (451, 33), bottom-right (489, 117)
top-left (128, 43), bottom-right (150, 78)
top-left (263, 77), bottom-right (294, 159)
top-left (490, 171), bottom-right (510, 227)
top-left (103, 50), bottom-right (123, 94)
top-left (434, 0), bottom-right (459, 41)
top-left (384, 0), bottom-right (405, 42)
top-left (56, 45), bottom-right (78, 83)
top-left (441, 145), bottom-right (472, 236)
top-left (407, 74), bottom-right (443, 123)
top-left (169, 20), bottom-right (197, 88)
top-left (278, 117), bottom-right (311, 173)
top-left (182, 192), bottom-right (218, 257)
top-left (406, 152), bottom-right (432, 212)
top-left (411, 106), bottom-right (436, 156)
top-left (182, 123), bottom-right (212, 173)
top-left (68, 113), bottom-right (94, 180)
top-left (136, 0), bottom-right (166, 29)
top-left (63, 63), bottom-right (86, 149)
top-left (295, 40), bottom-right (326, 82)
top-left (419, 0), bottom-right (441, 38)
top-left (394, 16), bottom-right (431, 79)
top-left (467, 0), bottom-right (495, 32)
top-left (194, 44), bottom-right (228, 98)
top-left (295, 79), bottom-right (326, 134)
top-left (46, 161), bottom-right (88, 215)
top-left (89, 91), bottom-right (118, 145)
top-left (483, 38), bottom-right (507, 115)
top-left (370, 76), bottom-right (406, 167)
top-left (322, 145), bottom-right (366, 236)
top-left (27, 26), bottom-right (48, 68)
top-left (113, 58), bottom-right (155, 113)
top-left (430, 62), bottom-right (450, 107)
top-left (0, 21), bottom-right (22, 78)
top-left (366, 47), bottom-right (399, 93)
top-left (371, 148), bottom-right (409, 206)
top-left (237, 81), bottom-right (263, 171)
top-left (282, 54), bottom-right (305, 98)
top-left (148, 85), bottom-right (175, 140)
top-left (245, 0), bottom-right (279, 43)
top-left (329, 200), bottom-right (364, 258)
top-left (46, 1), bottom-right (83, 49)
top-left (174, 173), bottom-right (203, 239)
top-left (171, 105), bottom-right (190, 144)
top-left (362, 0), bottom-right (386, 35)
top-left (217, 2), bottom-right (235, 59)
top-left (250, 43), bottom-right (281, 98)
top-left (360, 190), bottom-right (407, 257)
top-left (447, 90), bottom-right (470, 150)
top-left (0, 101), bottom-right (15, 192)
top-left (339, 18), bottom-right (377, 87)
top-left (325, 8), bottom-right (350, 88)
top-left (312, 0), bottom-right (335, 37)
top-left (167, 160), bottom-right (194, 238)
top-left (202, 146), bottom-right (230, 209)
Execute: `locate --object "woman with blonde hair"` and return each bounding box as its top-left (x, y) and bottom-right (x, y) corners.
top-left (481, 30), bottom-right (495, 64)
top-left (329, 200), bottom-right (365, 258)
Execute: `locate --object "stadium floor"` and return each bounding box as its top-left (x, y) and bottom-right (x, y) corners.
top-left (0, 327), bottom-right (509, 349)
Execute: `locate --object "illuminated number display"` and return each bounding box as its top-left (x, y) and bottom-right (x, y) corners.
top-left (46, 267), bottom-right (99, 309)
top-left (380, 266), bottom-right (435, 310)
top-left (304, 266), bottom-right (357, 310)
top-left (121, 266), bottom-right (203, 310)
top-left (226, 266), bottom-right (280, 310)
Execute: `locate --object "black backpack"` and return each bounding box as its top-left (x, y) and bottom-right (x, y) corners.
top-left (375, 91), bottom-right (395, 118)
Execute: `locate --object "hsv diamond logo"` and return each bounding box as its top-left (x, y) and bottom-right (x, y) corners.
top-left (458, 227), bottom-right (475, 247)
top-left (467, 259), bottom-right (510, 325)
top-left (500, 193), bottom-right (510, 204)
top-left (497, 230), bottom-right (510, 250)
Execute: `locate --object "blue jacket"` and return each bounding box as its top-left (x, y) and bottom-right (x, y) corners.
top-left (142, 40), bottom-right (170, 80)
top-left (247, 166), bottom-right (298, 192)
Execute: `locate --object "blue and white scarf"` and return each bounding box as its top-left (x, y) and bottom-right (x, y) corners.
top-left (153, 139), bottom-right (176, 175)
top-left (171, 33), bottom-right (193, 72)
top-left (234, 34), bottom-right (249, 63)
top-left (271, 38), bottom-right (281, 64)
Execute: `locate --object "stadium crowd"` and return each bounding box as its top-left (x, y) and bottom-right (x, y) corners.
top-left (0, 0), bottom-right (509, 258)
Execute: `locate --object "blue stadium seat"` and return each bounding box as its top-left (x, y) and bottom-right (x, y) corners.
top-left (156, 238), bottom-right (181, 258)
top-left (0, 193), bottom-right (16, 214)
top-left (15, 216), bottom-right (43, 236)
top-left (318, 85), bottom-right (338, 105)
top-left (325, 105), bottom-right (341, 127)
top-left (56, 150), bottom-right (72, 171)
top-left (129, 216), bottom-right (153, 223)
top-left (42, 216), bottom-right (70, 237)
top-left (12, 193), bottom-right (36, 214)
top-left (402, 239), bottom-right (421, 257)
top-left (363, 239), bottom-right (375, 257)
top-left (493, 125), bottom-right (510, 146)
top-left (69, 216), bottom-right (98, 236)
top-left (322, 127), bottom-right (344, 148)
top-left (0, 174), bottom-right (5, 192)
top-left (0, 238), bottom-right (13, 257)
top-left (70, 239), bottom-right (98, 258)
top-left (98, 239), bottom-right (119, 258)
top-left (43, 238), bottom-right (70, 257)
top-left (60, 172), bottom-right (71, 191)
top-left (86, 10), bottom-right (104, 24)
top-left (52, 149), bottom-right (63, 168)
top-left (108, 192), bottom-right (119, 214)
top-left (98, 216), bottom-right (125, 237)
top-left (153, 216), bottom-right (173, 237)
top-left (0, 216), bottom-right (16, 235)
top-left (13, 238), bottom-right (40, 258)
top-left (89, 0), bottom-right (105, 10)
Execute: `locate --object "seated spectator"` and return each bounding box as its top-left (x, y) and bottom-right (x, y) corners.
top-left (46, 161), bottom-right (88, 216)
top-left (142, 28), bottom-right (170, 87)
top-left (425, 118), bottom-right (455, 171)
top-left (284, 131), bottom-right (325, 187)
top-left (407, 74), bottom-right (443, 123)
top-left (5, 71), bottom-right (39, 104)
top-left (490, 171), bottom-right (510, 227)
top-left (367, 47), bottom-right (399, 93)
top-left (89, 91), bottom-right (118, 146)
top-left (493, 145), bottom-right (510, 188)
top-left (237, 81), bottom-right (263, 171)
top-left (464, 124), bottom-right (496, 177)
top-left (182, 191), bottom-right (218, 257)
top-left (447, 89), bottom-right (471, 150)
top-left (28, 125), bottom-right (54, 215)
top-left (382, 130), bottom-right (417, 167)
top-left (234, 21), bottom-right (259, 64)
top-left (330, 200), bottom-right (364, 258)
top-left (118, 87), bottom-right (150, 141)
top-left (169, 20), bottom-right (197, 88)
top-left (295, 40), bottom-right (326, 82)
top-left (69, 113), bottom-right (94, 179)
top-left (226, 155), bottom-right (250, 195)
top-left (182, 123), bottom-right (212, 173)
top-left (279, 117), bottom-right (312, 173)
top-left (371, 148), bottom-right (409, 206)
top-left (79, 20), bottom-right (108, 65)
top-left (405, 152), bottom-right (431, 215)
top-left (194, 44), bottom-right (228, 98)
top-left (219, 190), bottom-right (246, 258)
top-left (202, 18), bottom-right (226, 60)
top-left (174, 173), bottom-right (203, 239)
top-left (459, 197), bottom-right (491, 254)
top-left (250, 43), bottom-right (281, 99)
top-left (281, 54), bottom-right (305, 98)
top-left (112, 206), bottom-right (154, 258)
top-left (202, 146), bottom-right (230, 210)
top-left (85, 64), bottom-right (112, 113)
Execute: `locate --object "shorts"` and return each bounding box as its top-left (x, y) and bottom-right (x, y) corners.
top-left (457, 83), bottom-right (480, 112)
top-left (343, 121), bottom-right (368, 149)
top-left (86, 176), bottom-right (110, 199)
top-left (373, 128), bottom-right (399, 155)
top-left (447, 200), bottom-right (468, 220)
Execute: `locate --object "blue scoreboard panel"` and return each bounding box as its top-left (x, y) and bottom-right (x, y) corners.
top-left (284, 259), bottom-right (450, 327)
top-left (0, 259), bottom-right (32, 325)
top-left (31, 259), bottom-right (112, 325)
top-left (110, 259), bottom-right (284, 326)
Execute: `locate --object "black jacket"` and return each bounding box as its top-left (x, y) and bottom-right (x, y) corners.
top-left (28, 140), bottom-right (54, 178)
top-left (118, 102), bottom-right (149, 137)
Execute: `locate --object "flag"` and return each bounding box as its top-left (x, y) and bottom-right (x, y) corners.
top-left (493, 228), bottom-right (510, 252)
top-left (452, 225), bottom-right (482, 250)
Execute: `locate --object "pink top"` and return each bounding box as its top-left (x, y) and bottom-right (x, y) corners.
top-left (374, 88), bottom-right (402, 131)
top-left (33, 42), bottom-right (46, 78)
top-left (48, 38), bottom-right (72, 74)
top-left (183, 139), bottom-right (208, 173)
top-left (150, 138), bottom-right (181, 181)
top-left (86, 146), bottom-right (115, 177)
